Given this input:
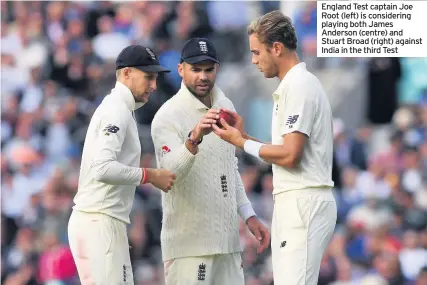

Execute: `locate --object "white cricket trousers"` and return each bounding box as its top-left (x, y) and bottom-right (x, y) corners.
top-left (164, 253), bottom-right (244, 285)
top-left (68, 210), bottom-right (134, 285)
top-left (271, 188), bottom-right (337, 285)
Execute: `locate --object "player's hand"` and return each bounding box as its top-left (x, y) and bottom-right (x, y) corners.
top-left (191, 109), bottom-right (221, 140)
top-left (212, 118), bottom-right (245, 148)
top-left (146, 168), bottom-right (176, 193)
top-left (246, 216), bottom-right (270, 254)
top-left (219, 108), bottom-right (245, 134)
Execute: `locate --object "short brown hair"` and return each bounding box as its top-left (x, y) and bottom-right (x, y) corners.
top-left (247, 10), bottom-right (297, 50)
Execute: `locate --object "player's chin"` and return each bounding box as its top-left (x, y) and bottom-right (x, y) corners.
top-left (263, 70), bottom-right (275, 78)
top-left (195, 89), bottom-right (211, 98)
top-left (139, 93), bottom-right (150, 103)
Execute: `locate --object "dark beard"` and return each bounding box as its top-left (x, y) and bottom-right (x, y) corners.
top-left (186, 84), bottom-right (213, 99)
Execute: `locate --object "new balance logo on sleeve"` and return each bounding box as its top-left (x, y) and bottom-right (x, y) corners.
top-left (286, 115), bottom-right (299, 127)
top-left (103, 124), bottom-right (120, 135)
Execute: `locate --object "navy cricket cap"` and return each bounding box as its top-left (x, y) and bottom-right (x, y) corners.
top-left (180, 38), bottom-right (219, 64)
top-left (116, 45), bottom-right (170, 73)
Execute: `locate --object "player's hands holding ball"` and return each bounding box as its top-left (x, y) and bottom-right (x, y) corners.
top-left (145, 168), bottom-right (176, 193)
top-left (218, 108), bottom-right (244, 133)
top-left (212, 109), bottom-right (246, 148)
top-left (190, 109), bottom-right (221, 141)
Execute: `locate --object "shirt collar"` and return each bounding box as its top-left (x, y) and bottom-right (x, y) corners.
top-left (178, 81), bottom-right (226, 111)
top-left (111, 81), bottom-right (145, 111)
top-left (272, 62), bottom-right (306, 100)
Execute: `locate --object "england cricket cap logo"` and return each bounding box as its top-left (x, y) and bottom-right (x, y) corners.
top-left (199, 41), bottom-right (208, 53)
top-left (146, 47), bottom-right (156, 60)
top-left (180, 38), bottom-right (219, 64)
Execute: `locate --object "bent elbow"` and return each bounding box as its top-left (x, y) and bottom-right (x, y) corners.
top-left (93, 170), bottom-right (106, 182)
top-left (91, 159), bottom-right (110, 182)
top-left (287, 158), bottom-right (299, 169)
top-left (279, 155), bottom-right (300, 169)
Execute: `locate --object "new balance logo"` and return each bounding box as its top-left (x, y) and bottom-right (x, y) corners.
top-left (280, 241), bottom-right (287, 248)
top-left (199, 41), bottom-right (208, 53)
top-left (286, 115), bottom-right (299, 127)
top-left (103, 124), bottom-right (120, 135)
top-left (198, 263), bottom-right (206, 281)
top-left (221, 175), bottom-right (228, 197)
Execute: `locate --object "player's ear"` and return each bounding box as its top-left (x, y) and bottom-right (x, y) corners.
top-left (177, 63), bottom-right (184, 78)
top-left (123, 67), bottom-right (132, 79)
top-left (272, 42), bottom-right (284, 57)
top-left (215, 63), bottom-right (220, 73)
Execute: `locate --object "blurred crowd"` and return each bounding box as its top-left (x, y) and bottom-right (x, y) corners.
top-left (1, 1), bottom-right (427, 285)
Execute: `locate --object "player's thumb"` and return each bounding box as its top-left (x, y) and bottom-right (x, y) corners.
top-left (220, 118), bottom-right (230, 129)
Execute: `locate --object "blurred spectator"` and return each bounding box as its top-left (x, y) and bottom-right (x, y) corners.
top-left (399, 230), bottom-right (427, 281)
top-left (415, 267), bottom-right (427, 285)
top-left (334, 119), bottom-right (370, 171)
top-left (367, 58), bottom-right (401, 125)
top-left (37, 231), bottom-right (77, 284)
top-left (293, 2), bottom-right (317, 58)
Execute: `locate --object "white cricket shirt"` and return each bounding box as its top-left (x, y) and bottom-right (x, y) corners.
top-left (271, 62), bottom-right (334, 194)
top-left (73, 81), bottom-right (144, 224)
top-left (151, 82), bottom-right (254, 261)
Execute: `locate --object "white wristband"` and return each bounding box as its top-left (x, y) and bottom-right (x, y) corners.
top-left (238, 203), bottom-right (256, 222)
top-left (243, 140), bottom-right (264, 159)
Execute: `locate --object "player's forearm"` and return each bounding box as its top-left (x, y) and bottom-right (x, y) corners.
top-left (235, 168), bottom-right (250, 208)
top-left (243, 132), bottom-right (268, 144)
top-left (259, 144), bottom-right (299, 168)
top-left (92, 159), bottom-right (142, 186)
top-left (234, 163), bottom-right (256, 221)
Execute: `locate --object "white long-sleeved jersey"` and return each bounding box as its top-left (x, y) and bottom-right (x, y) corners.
top-left (151, 82), bottom-right (255, 261)
top-left (73, 81), bottom-right (144, 224)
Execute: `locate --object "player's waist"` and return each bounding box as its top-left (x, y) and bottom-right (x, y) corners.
top-left (71, 207), bottom-right (131, 224)
top-left (273, 187), bottom-right (334, 201)
top-left (272, 180), bottom-right (333, 191)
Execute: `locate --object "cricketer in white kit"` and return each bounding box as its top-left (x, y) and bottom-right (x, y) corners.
top-left (213, 11), bottom-right (337, 285)
top-left (151, 38), bottom-right (270, 285)
top-left (68, 45), bottom-right (176, 285)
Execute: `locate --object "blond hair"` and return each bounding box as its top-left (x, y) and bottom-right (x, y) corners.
top-left (247, 10), bottom-right (297, 50)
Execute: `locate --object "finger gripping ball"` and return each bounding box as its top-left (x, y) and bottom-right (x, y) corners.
top-left (217, 111), bottom-right (236, 128)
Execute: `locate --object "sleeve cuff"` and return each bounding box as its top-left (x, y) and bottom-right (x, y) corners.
top-left (135, 167), bottom-right (143, 186)
top-left (238, 203), bottom-right (256, 222)
top-left (179, 143), bottom-right (197, 161)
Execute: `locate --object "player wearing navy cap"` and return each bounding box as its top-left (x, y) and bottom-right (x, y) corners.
top-left (68, 45), bottom-right (176, 285)
top-left (151, 38), bottom-right (270, 285)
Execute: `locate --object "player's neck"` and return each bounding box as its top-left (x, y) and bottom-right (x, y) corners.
top-left (277, 52), bottom-right (300, 81)
top-left (199, 96), bottom-right (212, 108)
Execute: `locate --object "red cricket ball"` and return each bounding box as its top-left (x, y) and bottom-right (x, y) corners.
top-left (216, 111), bottom-right (236, 128)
